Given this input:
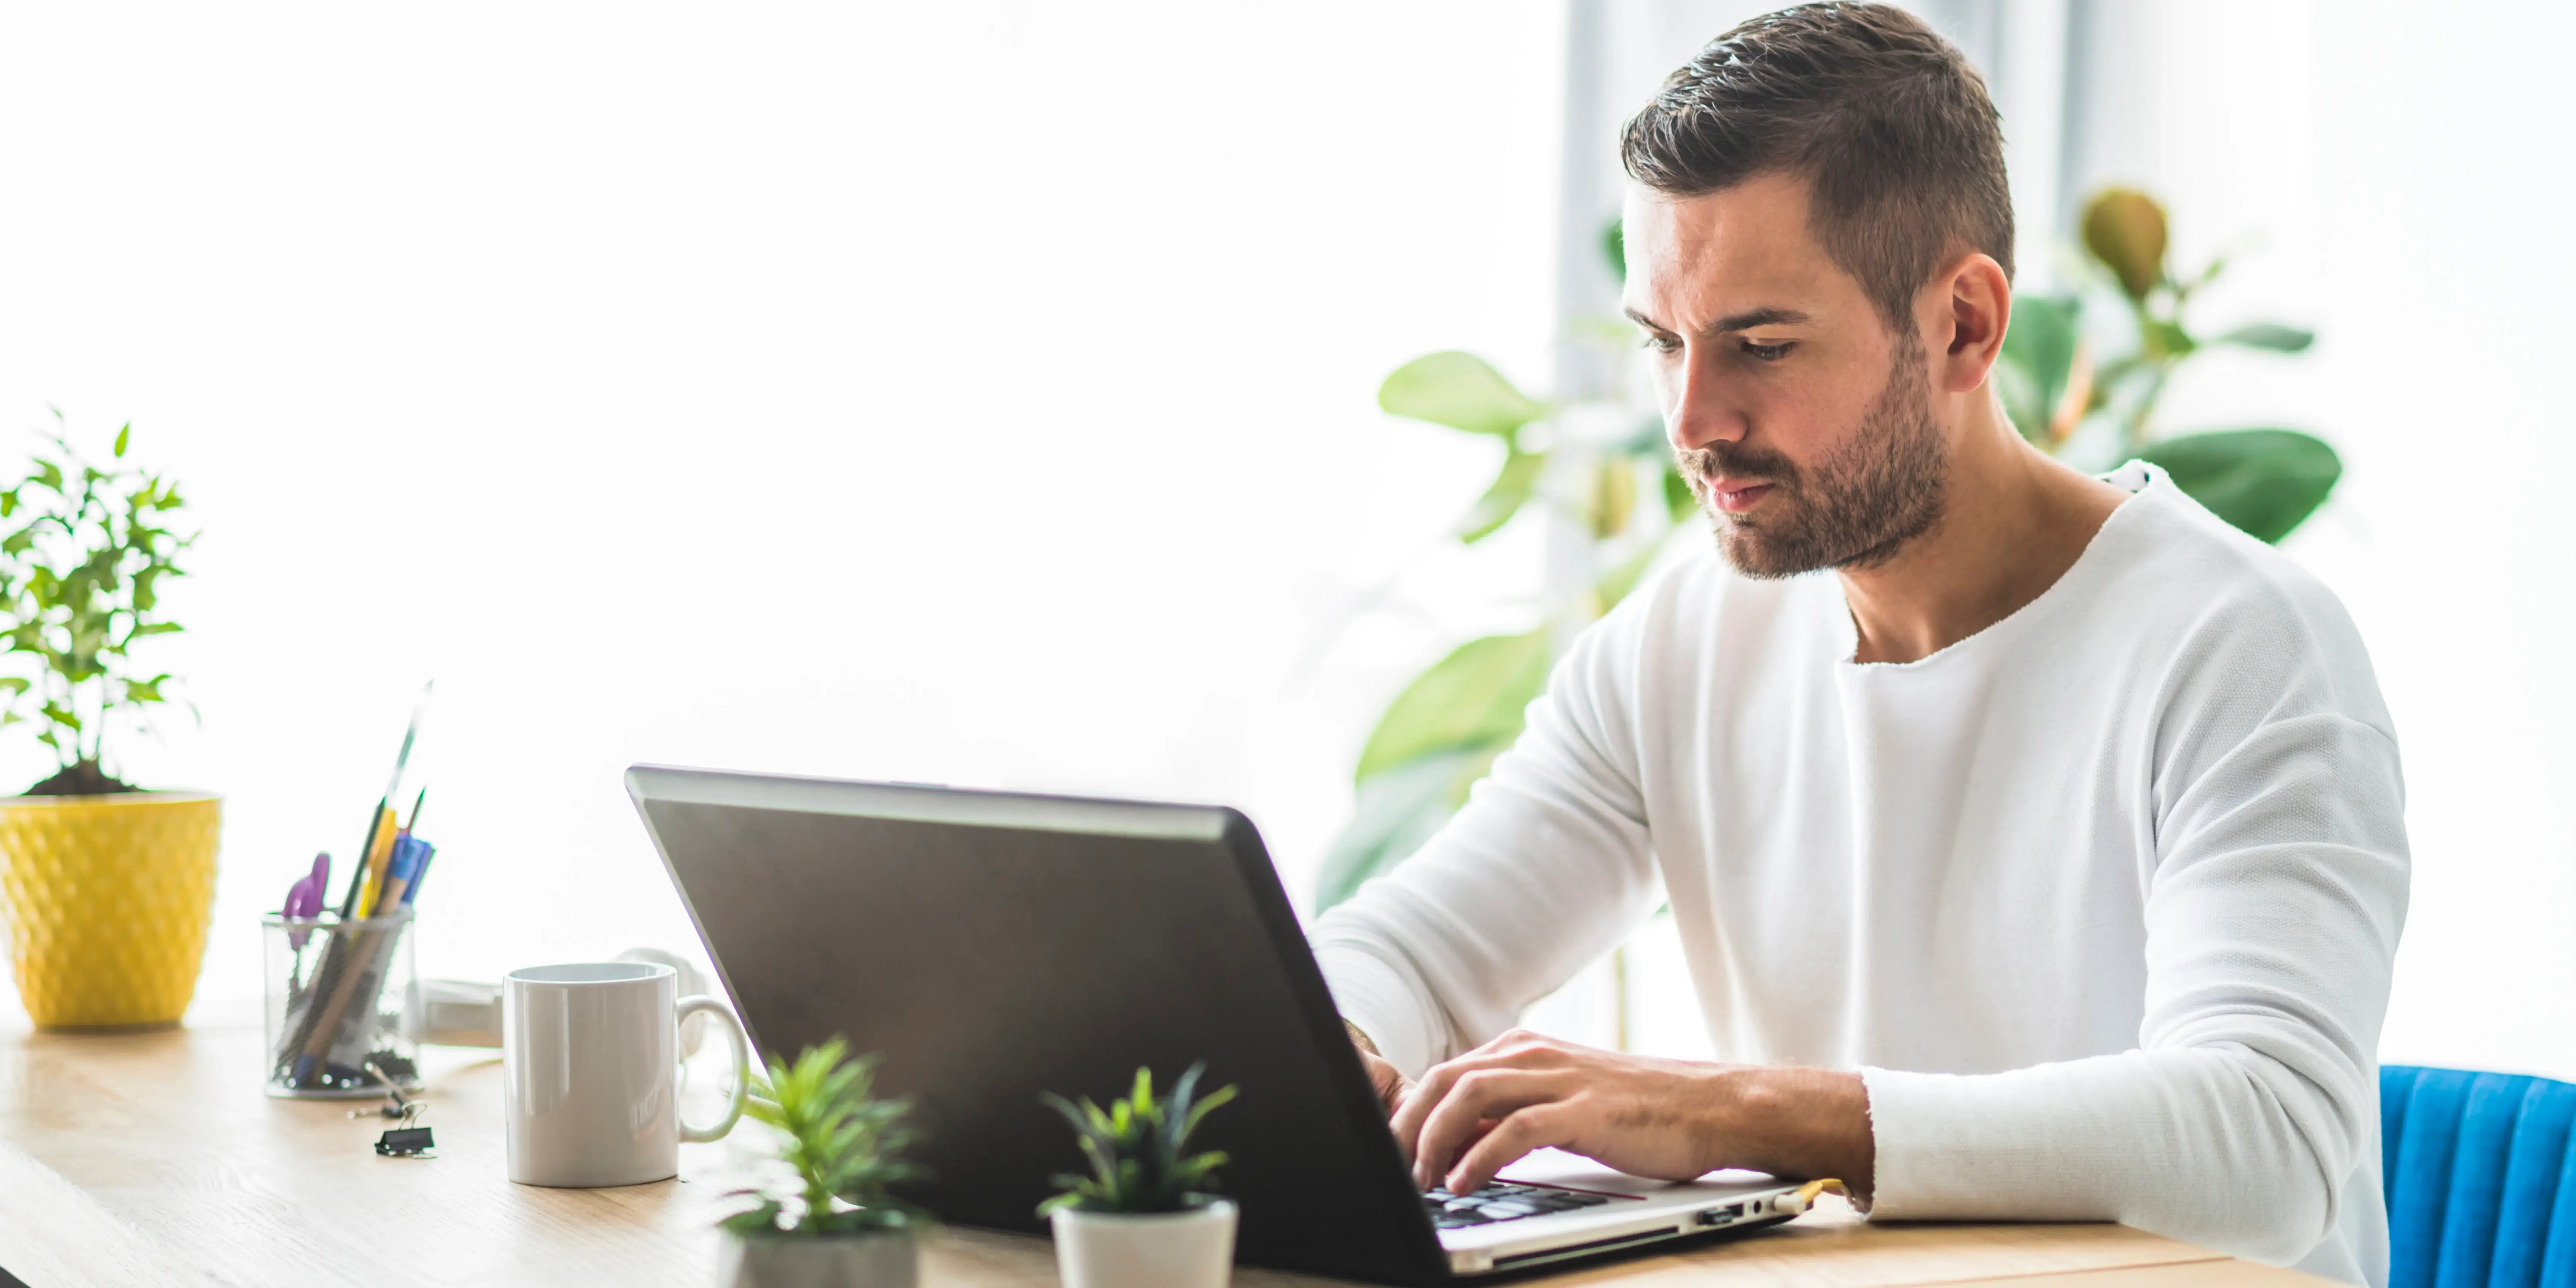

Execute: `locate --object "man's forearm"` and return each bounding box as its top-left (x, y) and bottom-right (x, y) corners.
top-left (1707, 1066), bottom-right (1876, 1199)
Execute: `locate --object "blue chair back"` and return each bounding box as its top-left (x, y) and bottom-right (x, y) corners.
top-left (2382, 1065), bottom-right (2576, 1288)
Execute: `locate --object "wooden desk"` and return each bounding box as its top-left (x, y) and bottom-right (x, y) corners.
top-left (0, 1013), bottom-right (2324, 1288)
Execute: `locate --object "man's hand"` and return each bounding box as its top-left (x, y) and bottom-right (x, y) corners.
top-left (1346, 1021), bottom-right (1412, 1113)
top-left (1386, 1028), bottom-right (1876, 1198)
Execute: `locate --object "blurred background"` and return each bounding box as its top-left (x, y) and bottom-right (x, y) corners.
top-left (0, 0), bottom-right (2565, 1079)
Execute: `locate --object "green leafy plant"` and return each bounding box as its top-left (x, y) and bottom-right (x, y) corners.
top-left (1315, 226), bottom-right (1688, 914)
top-left (1994, 185), bottom-right (2338, 543)
top-left (0, 415), bottom-right (196, 795)
top-left (1037, 1062), bottom-right (1238, 1216)
top-left (719, 1038), bottom-right (925, 1237)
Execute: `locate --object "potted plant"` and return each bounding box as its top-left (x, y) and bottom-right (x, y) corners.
top-left (1040, 1063), bottom-right (1240, 1288)
top-left (0, 418), bottom-right (215, 1029)
top-left (717, 1036), bottom-right (927, 1288)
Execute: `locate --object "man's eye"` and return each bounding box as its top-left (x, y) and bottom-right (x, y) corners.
top-left (1639, 332), bottom-right (1683, 355)
top-left (1741, 340), bottom-right (1795, 361)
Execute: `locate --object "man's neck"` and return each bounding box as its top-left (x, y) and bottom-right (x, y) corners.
top-left (1836, 401), bottom-right (2129, 666)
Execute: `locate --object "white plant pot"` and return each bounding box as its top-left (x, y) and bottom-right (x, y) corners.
top-left (1050, 1199), bottom-right (1238, 1288)
top-left (717, 1227), bottom-right (918, 1288)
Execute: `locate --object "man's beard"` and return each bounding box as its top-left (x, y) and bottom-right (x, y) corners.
top-left (1676, 348), bottom-right (1948, 579)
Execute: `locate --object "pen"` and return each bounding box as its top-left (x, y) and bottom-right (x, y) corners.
top-left (373, 837), bottom-right (426, 915)
top-left (337, 683), bottom-right (431, 917)
top-left (400, 841), bottom-right (437, 906)
top-left (354, 805), bottom-right (400, 919)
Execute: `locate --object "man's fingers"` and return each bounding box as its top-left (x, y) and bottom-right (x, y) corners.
top-left (1389, 1058), bottom-right (1472, 1166)
top-left (1392, 1041), bottom-right (1574, 1169)
top-left (1411, 1070), bottom-right (1567, 1190)
top-left (1445, 1103), bottom-right (1576, 1195)
top-left (1367, 1056), bottom-right (1412, 1114)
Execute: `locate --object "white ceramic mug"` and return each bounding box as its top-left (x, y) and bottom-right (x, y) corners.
top-left (503, 961), bottom-right (750, 1187)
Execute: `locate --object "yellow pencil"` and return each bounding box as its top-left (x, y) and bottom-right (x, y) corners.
top-left (354, 805), bottom-right (400, 918)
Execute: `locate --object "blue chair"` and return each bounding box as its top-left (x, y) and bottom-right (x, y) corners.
top-left (2382, 1065), bottom-right (2576, 1287)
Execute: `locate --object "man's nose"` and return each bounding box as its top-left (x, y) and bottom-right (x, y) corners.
top-left (1664, 349), bottom-right (1749, 454)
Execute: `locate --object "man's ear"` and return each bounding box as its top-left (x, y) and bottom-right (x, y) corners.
top-left (1936, 252), bottom-right (2011, 395)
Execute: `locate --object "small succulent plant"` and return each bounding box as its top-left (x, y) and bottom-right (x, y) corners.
top-left (1038, 1062), bottom-right (1237, 1216)
top-left (720, 1038), bottom-right (924, 1236)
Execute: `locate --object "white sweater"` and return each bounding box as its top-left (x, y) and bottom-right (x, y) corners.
top-left (1312, 463), bottom-right (2408, 1285)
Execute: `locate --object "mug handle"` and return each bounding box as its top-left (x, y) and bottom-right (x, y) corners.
top-left (676, 994), bottom-right (750, 1143)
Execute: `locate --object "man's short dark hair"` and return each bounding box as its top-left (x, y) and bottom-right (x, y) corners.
top-left (1620, 2), bottom-right (2013, 331)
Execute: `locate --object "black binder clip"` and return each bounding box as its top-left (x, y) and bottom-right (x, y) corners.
top-left (376, 1125), bottom-right (436, 1158)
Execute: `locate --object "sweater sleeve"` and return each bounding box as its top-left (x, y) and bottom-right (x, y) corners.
top-left (1310, 599), bottom-right (1664, 1078)
top-left (1863, 594), bottom-right (2410, 1267)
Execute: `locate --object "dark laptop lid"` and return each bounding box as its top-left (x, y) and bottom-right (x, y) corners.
top-left (627, 765), bottom-right (1448, 1285)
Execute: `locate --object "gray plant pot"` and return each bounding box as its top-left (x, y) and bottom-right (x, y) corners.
top-left (717, 1227), bottom-right (918, 1288)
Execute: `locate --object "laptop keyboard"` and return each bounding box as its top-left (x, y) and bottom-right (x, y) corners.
top-left (1423, 1181), bottom-right (1622, 1229)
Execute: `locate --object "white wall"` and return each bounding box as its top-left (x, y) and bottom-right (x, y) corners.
top-left (0, 2), bottom-right (1570, 1016)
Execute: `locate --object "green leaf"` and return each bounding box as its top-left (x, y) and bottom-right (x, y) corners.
top-left (1378, 352), bottom-right (1548, 439)
top-left (2138, 428), bottom-right (2341, 544)
top-left (1038, 1064), bottom-right (1233, 1213)
top-left (1601, 218), bottom-right (1625, 281)
top-left (1181, 1082), bottom-right (1237, 1138)
top-left (2139, 318), bottom-right (2197, 361)
top-left (2081, 187), bottom-right (2169, 301)
top-left (1457, 449), bottom-right (1544, 544)
top-left (719, 1198), bottom-right (787, 1235)
top-left (113, 424), bottom-right (130, 458)
top-left (728, 1038), bottom-right (917, 1233)
top-left (1593, 542), bottom-right (1663, 614)
top-left (2212, 322), bottom-right (2315, 354)
top-left (1663, 463), bottom-right (1696, 521)
top-left (1995, 293), bottom-right (2080, 445)
top-left (1313, 747), bottom-right (1498, 912)
top-left (1353, 630), bottom-right (1550, 781)
top-left (1590, 456), bottom-right (1636, 539)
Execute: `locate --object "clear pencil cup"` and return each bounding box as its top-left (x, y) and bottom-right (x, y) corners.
top-left (262, 908), bottom-right (423, 1098)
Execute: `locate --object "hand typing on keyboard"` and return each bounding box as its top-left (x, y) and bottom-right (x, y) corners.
top-left (1384, 1027), bottom-right (1875, 1199)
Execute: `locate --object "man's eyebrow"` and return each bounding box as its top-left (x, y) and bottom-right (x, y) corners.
top-left (1710, 307), bottom-right (1813, 333)
top-left (1621, 305), bottom-right (1816, 334)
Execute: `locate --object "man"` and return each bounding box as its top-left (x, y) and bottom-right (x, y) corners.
top-left (1310, 4), bottom-right (2407, 1284)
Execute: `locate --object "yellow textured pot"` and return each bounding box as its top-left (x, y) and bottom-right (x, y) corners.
top-left (0, 792), bottom-right (221, 1029)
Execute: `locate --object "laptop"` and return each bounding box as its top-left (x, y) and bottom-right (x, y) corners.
top-left (626, 765), bottom-right (1808, 1284)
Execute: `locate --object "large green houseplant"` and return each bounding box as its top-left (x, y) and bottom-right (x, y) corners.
top-left (0, 417), bottom-right (218, 1030)
top-left (1319, 187), bottom-right (2338, 935)
top-left (716, 1037), bottom-right (927, 1288)
top-left (1995, 186), bottom-right (2339, 542)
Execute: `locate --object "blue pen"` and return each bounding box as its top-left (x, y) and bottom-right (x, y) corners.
top-left (373, 837), bottom-right (426, 915)
top-left (399, 839), bottom-right (437, 906)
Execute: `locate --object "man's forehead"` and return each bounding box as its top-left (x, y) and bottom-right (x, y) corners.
top-left (1620, 176), bottom-right (1847, 326)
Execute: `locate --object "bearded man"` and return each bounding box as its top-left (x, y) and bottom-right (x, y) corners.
top-left (1309, 5), bottom-right (2408, 1284)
